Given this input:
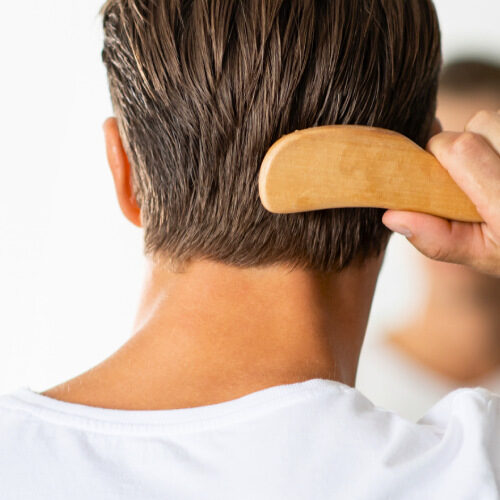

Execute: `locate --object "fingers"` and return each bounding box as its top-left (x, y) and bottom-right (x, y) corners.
top-left (465, 109), bottom-right (500, 153)
top-left (425, 126), bottom-right (500, 221)
top-left (383, 210), bottom-right (477, 263)
top-left (382, 109), bottom-right (500, 276)
top-left (382, 210), bottom-right (499, 275)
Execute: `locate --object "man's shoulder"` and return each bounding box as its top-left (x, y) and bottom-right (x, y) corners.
top-left (416, 385), bottom-right (500, 429)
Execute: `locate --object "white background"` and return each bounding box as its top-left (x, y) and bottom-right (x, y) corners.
top-left (1, 1), bottom-right (499, 399)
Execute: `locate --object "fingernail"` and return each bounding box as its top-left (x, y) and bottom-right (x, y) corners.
top-left (385, 224), bottom-right (413, 238)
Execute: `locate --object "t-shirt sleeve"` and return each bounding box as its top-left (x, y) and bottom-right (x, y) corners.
top-left (417, 387), bottom-right (500, 479)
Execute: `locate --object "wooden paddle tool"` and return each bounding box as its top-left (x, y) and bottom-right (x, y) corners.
top-left (258, 125), bottom-right (482, 223)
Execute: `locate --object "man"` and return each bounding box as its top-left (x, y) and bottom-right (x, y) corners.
top-left (0, 1), bottom-right (499, 499)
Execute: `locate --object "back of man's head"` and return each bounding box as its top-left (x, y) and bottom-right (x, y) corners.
top-left (101, 0), bottom-right (441, 272)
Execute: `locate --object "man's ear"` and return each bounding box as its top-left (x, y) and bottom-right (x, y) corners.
top-left (103, 117), bottom-right (142, 228)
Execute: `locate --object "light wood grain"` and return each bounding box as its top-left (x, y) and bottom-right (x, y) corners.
top-left (258, 125), bottom-right (482, 223)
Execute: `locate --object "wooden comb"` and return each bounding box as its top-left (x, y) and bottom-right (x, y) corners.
top-left (258, 125), bottom-right (482, 223)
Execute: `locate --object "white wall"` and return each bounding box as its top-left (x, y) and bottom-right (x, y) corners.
top-left (1, 1), bottom-right (499, 394)
top-left (434, 0), bottom-right (500, 61)
top-left (0, 1), bottom-right (144, 393)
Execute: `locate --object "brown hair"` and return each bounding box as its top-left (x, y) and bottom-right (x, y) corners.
top-left (440, 58), bottom-right (500, 95)
top-left (101, 0), bottom-right (441, 272)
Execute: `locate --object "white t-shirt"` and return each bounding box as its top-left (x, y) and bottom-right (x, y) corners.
top-left (0, 378), bottom-right (499, 499)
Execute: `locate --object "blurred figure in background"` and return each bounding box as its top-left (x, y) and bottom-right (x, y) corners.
top-left (437, 60), bottom-right (500, 133)
top-left (357, 59), bottom-right (500, 421)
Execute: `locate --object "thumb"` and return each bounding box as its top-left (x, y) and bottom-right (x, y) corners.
top-left (382, 210), bottom-right (487, 267)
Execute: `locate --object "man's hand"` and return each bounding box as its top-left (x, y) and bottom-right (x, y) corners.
top-left (382, 110), bottom-right (500, 276)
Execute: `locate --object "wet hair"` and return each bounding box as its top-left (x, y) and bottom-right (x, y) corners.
top-left (101, 0), bottom-right (441, 272)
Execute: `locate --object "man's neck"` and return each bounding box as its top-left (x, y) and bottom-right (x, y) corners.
top-left (42, 256), bottom-right (383, 410)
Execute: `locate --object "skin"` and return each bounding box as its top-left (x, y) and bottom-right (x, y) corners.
top-left (386, 94), bottom-right (500, 383)
top-left (41, 117), bottom-right (384, 410)
top-left (383, 109), bottom-right (500, 277)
